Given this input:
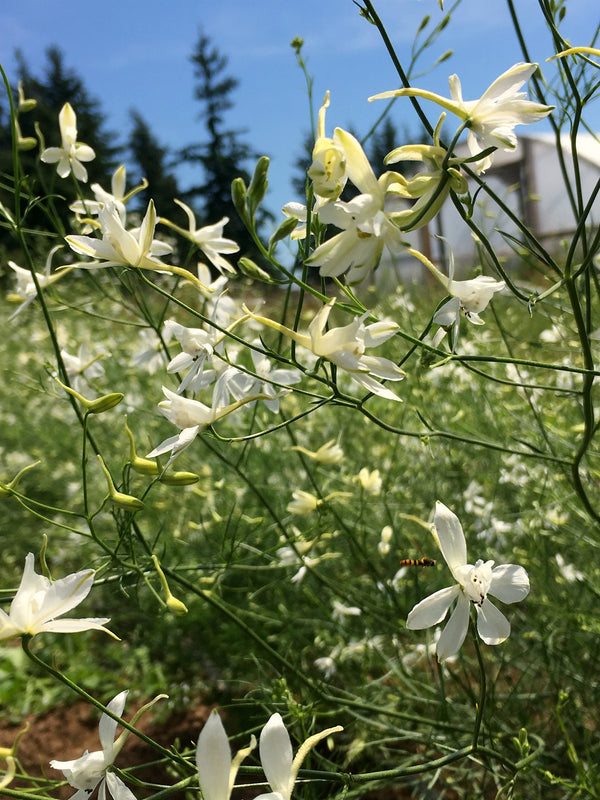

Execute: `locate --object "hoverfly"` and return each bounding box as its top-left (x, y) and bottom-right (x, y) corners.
top-left (398, 557), bottom-right (437, 567)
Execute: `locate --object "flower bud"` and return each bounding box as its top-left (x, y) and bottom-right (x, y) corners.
top-left (17, 82), bottom-right (37, 113)
top-left (248, 156), bottom-right (270, 217)
top-left (231, 177), bottom-right (248, 220)
top-left (87, 393), bottom-right (124, 414)
top-left (152, 555), bottom-right (188, 616)
top-left (159, 470), bottom-right (200, 486)
top-left (238, 257), bottom-right (272, 282)
top-left (124, 416), bottom-right (159, 475)
top-left (97, 455), bottom-right (144, 511)
top-left (53, 375), bottom-right (123, 414)
top-left (269, 216), bottom-right (299, 250)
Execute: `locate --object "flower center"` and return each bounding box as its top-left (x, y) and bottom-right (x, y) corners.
top-left (460, 559), bottom-right (494, 606)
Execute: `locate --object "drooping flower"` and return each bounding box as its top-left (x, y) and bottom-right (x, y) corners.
top-left (60, 343), bottom-right (107, 396)
top-left (50, 691), bottom-right (166, 800)
top-left (40, 103), bottom-right (95, 181)
top-left (406, 501), bottom-right (530, 662)
top-left (160, 199), bottom-right (239, 274)
top-left (7, 245), bottom-right (73, 319)
top-left (370, 63), bottom-right (553, 172)
top-left (243, 299), bottom-right (405, 401)
top-left (196, 710), bottom-right (256, 800)
top-left (255, 713), bottom-right (343, 800)
top-left (356, 467), bottom-right (382, 495)
top-left (290, 438), bottom-right (344, 465)
top-left (242, 344), bottom-right (302, 412)
top-left (306, 129), bottom-right (407, 282)
top-left (147, 387), bottom-right (271, 466)
top-left (409, 248), bottom-right (505, 348)
top-left (0, 553), bottom-right (115, 641)
top-left (69, 165), bottom-right (147, 225)
top-left (307, 91), bottom-right (348, 200)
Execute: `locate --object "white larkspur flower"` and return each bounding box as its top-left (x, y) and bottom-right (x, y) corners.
top-left (307, 91), bottom-right (348, 200)
top-left (370, 63), bottom-right (553, 173)
top-left (60, 343), bottom-right (106, 396)
top-left (196, 710), bottom-right (256, 800)
top-left (243, 299), bottom-right (405, 401)
top-left (160, 199), bottom-right (239, 274)
top-left (7, 245), bottom-right (72, 319)
top-left (290, 438), bottom-right (344, 465)
top-left (255, 713), bottom-right (342, 800)
top-left (147, 387), bottom-right (270, 466)
top-left (357, 467), bottom-right (382, 495)
top-left (406, 501), bottom-right (530, 662)
top-left (243, 344), bottom-right (302, 413)
top-left (50, 692), bottom-right (166, 800)
top-left (163, 318), bottom-right (224, 395)
top-left (66, 200), bottom-right (170, 271)
top-left (306, 129), bottom-right (406, 283)
top-left (69, 165), bottom-right (146, 225)
top-left (40, 103), bottom-right (95, 181)
top-left (409, 248), bottom-right (504, 349)
top-left (0, 553), bottom-right (114, 641)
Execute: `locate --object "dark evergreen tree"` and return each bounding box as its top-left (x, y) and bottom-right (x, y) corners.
top-left (180, 31), bottom-right (267, 260)
top-left (127, 109), bottom-right (180, 218)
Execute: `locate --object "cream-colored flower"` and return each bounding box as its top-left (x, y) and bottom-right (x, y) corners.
top-left (306, 129), bottom-right (407, 282)
top-left (371, 63), bottom-right (553, 172)
top-left (244, 299), bottom-right (405, 401)
top-left (160, 199), bottom-right (239, 274)
top-left (40, 103), bottom-right (95, 181)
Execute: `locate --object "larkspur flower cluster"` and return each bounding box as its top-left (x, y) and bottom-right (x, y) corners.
top-left (0, 42), bottom-right (557, 795)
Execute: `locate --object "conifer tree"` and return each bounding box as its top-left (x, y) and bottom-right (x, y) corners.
top-left (127, 109), bottom-right (180, 219)
top-left (180, 31), bottom-right (267, 260)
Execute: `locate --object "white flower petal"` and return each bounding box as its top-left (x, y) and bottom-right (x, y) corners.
top-left (105, 772), bottom-right (137, 800)
top-left (476, 597), bottom-right (510, 645)
top-left (488, 564), bottom-right (530, 603)
top-left (434, 502), bottom-right (467, 575)
top-left (196, 711), bottom-right (231, 800)
top-left (436, 592), bottom-right (470, 661)
top-left (99, 692), bottom-right (128, 757)
top-left (259, 713), bottom-right (293, 800)
top-left (406, 584), bottom-right (461, 629)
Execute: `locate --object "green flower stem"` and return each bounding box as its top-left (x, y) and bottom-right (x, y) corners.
top-left (471, 621), bottom-right (487, 749)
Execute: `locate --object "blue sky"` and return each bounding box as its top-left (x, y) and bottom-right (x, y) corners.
top-left (1, 0), bottom-right (599, 218)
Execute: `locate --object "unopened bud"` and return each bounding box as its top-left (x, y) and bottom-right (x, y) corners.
top-left (231, 177), bottom-right (248, 220)
top-left (97, 455), bottom-right (144, 511)
top-left (269, 216), bottom-right (299, 250)
top-left (159, 470), bottom-right (200, 486)
top-left (87, 393), bottom-right (124, 413)
top-left (53, 375), bottom-right (122, 414)
top-left (152, 554), bottom-right (188, 616)
top-left (238, 257), bottom-right (271, 281)
top-left (124, 416), bottom-right (159, 475)
top-left (17, 82), bottom-right (37, 113)
top-left (248, 156), bottom-right (270, 217)
top-left (17, 136), bottom-right (38, 151)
